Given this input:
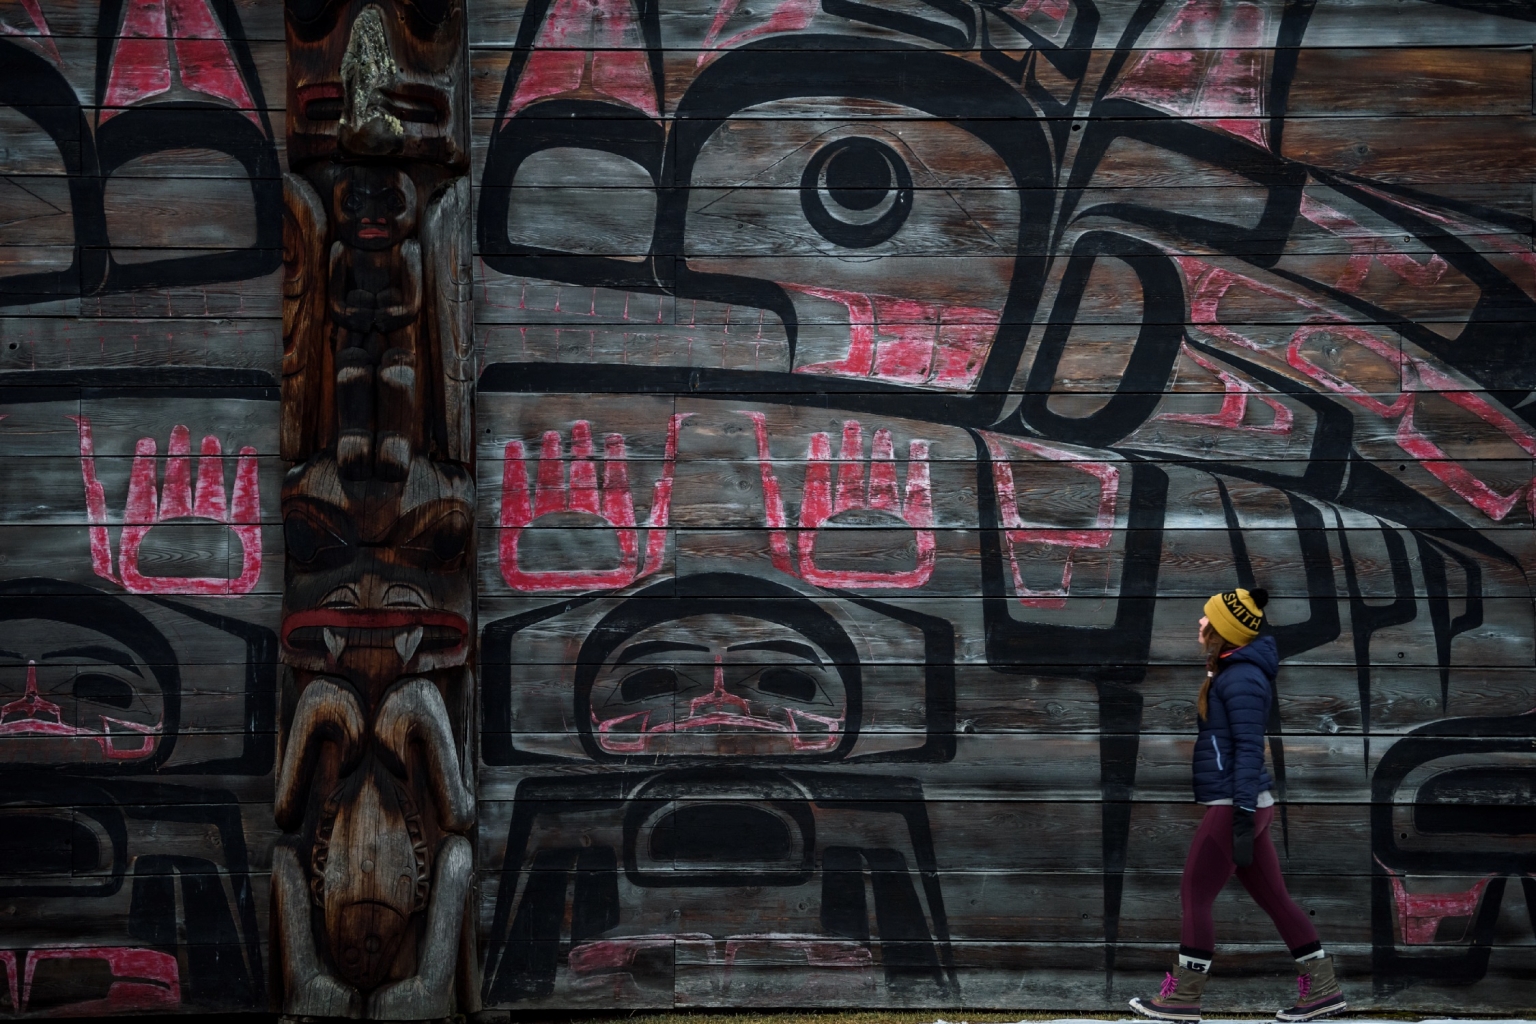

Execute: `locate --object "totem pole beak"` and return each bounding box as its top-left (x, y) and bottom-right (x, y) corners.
top-left (339, 5), bottom-right (407, 156)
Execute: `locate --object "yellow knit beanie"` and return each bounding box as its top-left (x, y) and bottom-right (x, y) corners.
top-left (1204, 587), bottom-right (1266, 646)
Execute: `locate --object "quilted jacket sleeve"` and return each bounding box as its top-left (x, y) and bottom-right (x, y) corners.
top-left (1218, 664), bottom-right (1271, 810)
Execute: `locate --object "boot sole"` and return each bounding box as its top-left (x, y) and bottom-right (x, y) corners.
top-left (1130, 997), bottom-right (1201, 1022)
top-left (1276, 999), bottom-right (1348, 1021)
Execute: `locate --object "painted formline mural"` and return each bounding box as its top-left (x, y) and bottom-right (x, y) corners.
top-left (465, 0), bottom-right (1536, 1012)
top-left (0, 388), bottom-right (280, 1016)
top-left (2, 0), bottom-right (285, 1010)
top-left (0, 0), bottom-right (1534, 1014)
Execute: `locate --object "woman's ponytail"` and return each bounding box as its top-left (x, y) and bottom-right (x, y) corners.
top-left (1197, 587), bottom-right (1268, 718)
top-left (1196, 625), bottom-right (1229, 719)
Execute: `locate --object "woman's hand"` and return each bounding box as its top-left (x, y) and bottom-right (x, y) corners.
top-left (1232, 808), bottom-right (1255, 867)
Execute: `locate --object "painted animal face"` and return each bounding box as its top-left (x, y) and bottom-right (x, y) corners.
top-left (475, 2), bottom-right (1055, 397)
top-left (585, 613), bottom-right (850, 758)
top-left (0, 620), bottom-right (167, 765)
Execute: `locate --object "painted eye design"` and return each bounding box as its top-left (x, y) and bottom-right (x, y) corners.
top-left (619, 667), bottom-right (681, 703)
top-left (799, 137), bottom-right (914, 249)
top-left (73, 674), bottom-right (137, 709)
top-left (754, 667), bottom-right (819, 703)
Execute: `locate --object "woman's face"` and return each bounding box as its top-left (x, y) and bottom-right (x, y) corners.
top-left (1197, 615), bottom-right (1210, 646)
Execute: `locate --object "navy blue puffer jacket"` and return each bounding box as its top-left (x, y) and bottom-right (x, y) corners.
top-left (1192, 634), bottom-right (1277, 809)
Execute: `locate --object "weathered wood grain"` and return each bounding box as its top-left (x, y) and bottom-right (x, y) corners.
top-left (473, 182), bottom-right (1532, 256)
top-left (0, 523), bottom-right (283, 593)
top-left (475, 645), bottom-right (1536, 738)
top-left (474, 586), bottom-right (1536, 669)
top-left (473, 730), bottom-right (1536, 804)
top-left (468, 45), bottom-right (1533, 119)
top-left (470, 523), bottom-right (1536, 601)
top-left (0, 266), bottom-right (283, 318)
top-left (470, 794), bottom-right (1519, 877)
top-left (0, 320), bottom-right (279, 373)
top-left (1281, 115), bottom-right (1536, 185)
top-left (1287, 46), bottom-right (1533, 117)
top-left (6, 0), bottom-right (1536, 1014)
top-left (10, 0), bottom-right (281, 40)
top-left (468, 117), bottom-right (1536, 193)
top-left (5, 36), bottom-right (285, 114)
top-left (463, 0), bottom-right (1536, 48)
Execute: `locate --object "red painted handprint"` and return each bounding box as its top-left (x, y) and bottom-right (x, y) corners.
top-left (746, 413), bottom-right (935, 589)
top-left (980, 432), bottom-right (1119, 609)
top-left (73, 416), bottom-right (262, 596)
top-left (498, 415), bottom-right (688, 592)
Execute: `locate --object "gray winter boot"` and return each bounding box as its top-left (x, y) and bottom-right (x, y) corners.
top-left (1275, 952), bottom-right (1347, 1021)
top-left (1130, 960), bottom-right (1210, 1022)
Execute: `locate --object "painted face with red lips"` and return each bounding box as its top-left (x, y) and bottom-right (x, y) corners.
top-left (0, 620), bottom-right (165, 764)
top-left (588, 614), bottom-right (847, 757)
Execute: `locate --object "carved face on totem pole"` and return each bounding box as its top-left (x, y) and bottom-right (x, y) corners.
top-left (276, 0), bottom-right (475, 1014)
top-left (285, 0), bottom-right (468, 168)
top-left (335, 167), bottom-right (417, 251)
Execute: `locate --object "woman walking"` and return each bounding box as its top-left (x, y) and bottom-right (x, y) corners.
top-left (1130, 587), bottom-right (1346, 1023)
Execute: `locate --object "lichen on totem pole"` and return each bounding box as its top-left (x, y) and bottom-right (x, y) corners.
top-left (275, 0), bottom-right (476, 1015)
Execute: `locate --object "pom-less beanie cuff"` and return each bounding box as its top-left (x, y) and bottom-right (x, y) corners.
top-left (1204, 587), bottom-right (1263, 646)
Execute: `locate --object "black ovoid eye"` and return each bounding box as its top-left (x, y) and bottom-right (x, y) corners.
top-left (401, 510), bottom-right (470, 571)
top-left (74, 674), bottom-right (136, 709)
top-left (800, 137), bottom-right (913, 249)
top-left (432, 522), bottom-right (466, 562)
top-left (284, 515), bottom-right (319, 562)
top-left (401, 0), bottom-right (453, 29)
top-left (620, 667), bottom-right (680, 703)
top-left (284, 513), bottom-right (352, 571)
top-left (756, 667), bottom-right (818, 703)
top-left (286, 0), bottom-right (347, 39)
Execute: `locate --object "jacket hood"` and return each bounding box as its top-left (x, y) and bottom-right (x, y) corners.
top-left (1222, 633), bottom-right (1278, 679)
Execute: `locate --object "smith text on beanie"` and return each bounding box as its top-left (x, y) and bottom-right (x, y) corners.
top-left (1204, 587), bottom-right (1268, 646)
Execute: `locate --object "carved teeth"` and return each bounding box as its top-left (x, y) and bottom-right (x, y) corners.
top-left (324, 627), bottom-right (346, 660)
top-left (395, 626), bottom-right (423, 664)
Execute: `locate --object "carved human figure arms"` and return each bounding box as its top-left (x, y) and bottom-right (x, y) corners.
top-left (283, 172), bottom-right (330, 463)
top-left (421, 177), bottom-right (475, 462)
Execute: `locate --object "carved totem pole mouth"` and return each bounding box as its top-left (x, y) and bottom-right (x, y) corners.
top-left (277, 0), bottom-right (476, 1013)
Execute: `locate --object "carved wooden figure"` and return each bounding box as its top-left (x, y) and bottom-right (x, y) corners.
top-left (277, 0), bottom-right (475, 1014)
top-left (329, 165), bottom-right (422, 481)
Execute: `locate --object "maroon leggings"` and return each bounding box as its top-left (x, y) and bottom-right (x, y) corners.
top-left (1180, 804), bottom-right (1319, 955)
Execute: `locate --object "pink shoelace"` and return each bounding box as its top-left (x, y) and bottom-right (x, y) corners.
top-left (1297, 973), bottom-right (1312, 1002)
top-left (1159, 972), bottom-right (1178, 999)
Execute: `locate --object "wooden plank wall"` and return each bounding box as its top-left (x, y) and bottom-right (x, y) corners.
top-left (0, 0), bottom-right (282, 1013)
top-left (4, 0), bottom-right (1536, 1016)
top-left (465, 0), bottom-right (1536, 1015)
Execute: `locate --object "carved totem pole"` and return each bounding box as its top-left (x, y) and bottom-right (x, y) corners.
top-left (276, 0), bottom-right (476, 1014)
